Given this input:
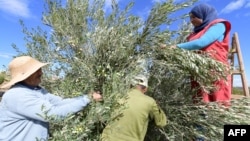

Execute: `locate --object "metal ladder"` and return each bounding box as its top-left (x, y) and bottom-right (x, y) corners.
top-left (228, 32), bottom-right (249, 97)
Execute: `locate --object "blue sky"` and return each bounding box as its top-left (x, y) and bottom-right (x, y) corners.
top-left (0, 0), bottom-right (250, 87)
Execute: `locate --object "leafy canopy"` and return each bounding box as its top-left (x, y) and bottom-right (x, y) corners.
top-left (12, 0), bottom-right (250, 140)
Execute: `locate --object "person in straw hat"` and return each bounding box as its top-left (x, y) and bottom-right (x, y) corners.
top-left (101, 74), bottom-right (167, 141)
top-left (0, 56), bottom-right (102, 141)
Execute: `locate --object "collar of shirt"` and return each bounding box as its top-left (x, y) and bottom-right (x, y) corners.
top-left (17, 82), bottom-right (42, 90)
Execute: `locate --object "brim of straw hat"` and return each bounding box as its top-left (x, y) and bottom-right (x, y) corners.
top-left (0, 63), bottom-right (48, 89)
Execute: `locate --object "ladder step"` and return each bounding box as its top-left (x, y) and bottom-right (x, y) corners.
top-left (231, 70), bottom-right (241, 74)
top-left (230, 48), bottom-right (237, 53)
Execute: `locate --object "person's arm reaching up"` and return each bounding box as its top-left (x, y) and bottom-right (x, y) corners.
top-left (177, 23), bottom-right (225, 50)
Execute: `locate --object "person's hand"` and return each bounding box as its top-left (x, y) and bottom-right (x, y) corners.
top-left (170, 45), bottom-right (177, 49)
top-left (160, 44), bottom-right (167, 49)
top-left (160, 44), bottom-right (177, 49)
top-left (91, 91), bottom-right (103, 102)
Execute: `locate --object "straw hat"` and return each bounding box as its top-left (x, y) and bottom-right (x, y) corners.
top-left (0, 56), bottom-right (48, 89)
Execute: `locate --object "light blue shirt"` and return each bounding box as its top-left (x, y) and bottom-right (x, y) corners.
top-left (177, 23), bottom-right (225, 50)
top-left (0, 83), bottom-right (90, 141)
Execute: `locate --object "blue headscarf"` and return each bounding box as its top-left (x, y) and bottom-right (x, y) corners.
top-left (190, 3), bottom-right (218, 33)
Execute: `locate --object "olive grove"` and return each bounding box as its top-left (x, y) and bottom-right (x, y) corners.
top-left (11, 0), bottom-right (250, 140)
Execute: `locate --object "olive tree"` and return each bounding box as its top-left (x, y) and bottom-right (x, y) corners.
top-left (12, 0), bottom-right (250, 140)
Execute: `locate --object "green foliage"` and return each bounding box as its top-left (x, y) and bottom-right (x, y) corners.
top-left (0, 71), bottom-right (8, 85)
top-left (0, 74), bottom-right (4, 85)
top-left (232, 87), bottom-right (244, 95)
top-left (13, 0), bottom-right (250, 140)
